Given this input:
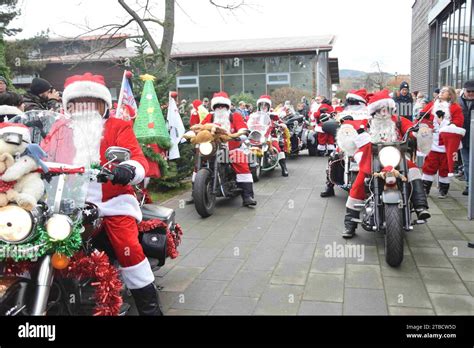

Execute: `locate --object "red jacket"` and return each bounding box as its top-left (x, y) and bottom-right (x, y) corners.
top-left (313, 104), bottom-right (334, 123)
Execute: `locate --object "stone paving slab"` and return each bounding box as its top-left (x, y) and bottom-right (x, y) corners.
top-left (157, 154), bottom-right (474, 316)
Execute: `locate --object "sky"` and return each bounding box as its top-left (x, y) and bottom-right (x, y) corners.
top-left (11, 0), bottom-right (414, 74)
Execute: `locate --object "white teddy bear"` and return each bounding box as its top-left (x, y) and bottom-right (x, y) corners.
top-left (0, 123), bottom-right (46, 211)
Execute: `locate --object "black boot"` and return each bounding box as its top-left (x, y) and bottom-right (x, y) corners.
top-left (238, 182), bottom-right (257, 207)
top-left (320, 182), bottom-right (335, 198)
top-left (410, 179), bottom-right (431, 220)
top-left (423, 180), bottom-right (433, 195)
top-left (130, 283), bottom-right (163, 316)
top-left (438, 182), bottom-right (450, 199)
top-left (279, 159), bottom-right (289, 177)
top-left (342, 208), bottom-right (359, 239)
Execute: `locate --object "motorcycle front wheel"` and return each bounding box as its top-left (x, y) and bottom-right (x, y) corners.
top-left (193, 169), bottom-right (216, 218)
top-left (384, 204), bottom-right (404, 267)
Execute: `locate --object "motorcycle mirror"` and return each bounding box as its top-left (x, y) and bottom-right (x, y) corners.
top-left (105, 146), bottom-right (131, 163)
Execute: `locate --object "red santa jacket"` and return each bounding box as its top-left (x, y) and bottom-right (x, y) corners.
top-left (420, 101), bottom-right (464, 153)
top-left (313, 104), bottom-right (334, 123)
top-left (190, 111), bottom-right (200, 127)
top-left (353, 115), bottom-right (414, 175)
top-left (201, 112), bottom-right (248, 151)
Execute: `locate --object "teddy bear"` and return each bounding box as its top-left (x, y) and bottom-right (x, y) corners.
top-left (183, 123), bottom-right (246, 145)
top-left (0, 123), bottom-right (46, 211)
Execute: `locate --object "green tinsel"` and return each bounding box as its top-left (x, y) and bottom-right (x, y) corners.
top-left (0, 223), bottom-right (83, 262)
top-left (138, 136), bottom-right (172, 150)
top-left (141, 144), bottom-right (169, 177)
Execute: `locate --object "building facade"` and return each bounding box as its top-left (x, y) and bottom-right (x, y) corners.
top-left (412, 0), bottom-right (474, 95)
top-left (171, 36), bottom-right (339, 102)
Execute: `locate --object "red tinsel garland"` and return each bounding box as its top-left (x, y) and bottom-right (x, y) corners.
top-left (63, 251), bottom-right (123, 316)
top-left (137, 219), bottom-right (183, 259)
top-left (4, 260), bottom-right (33, 276)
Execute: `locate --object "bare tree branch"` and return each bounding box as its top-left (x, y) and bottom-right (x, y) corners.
top-left (209, 0), bottom-right (245, 10)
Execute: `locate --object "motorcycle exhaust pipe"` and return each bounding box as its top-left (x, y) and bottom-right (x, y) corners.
top-left (30, 255), bottom-right (54, 316)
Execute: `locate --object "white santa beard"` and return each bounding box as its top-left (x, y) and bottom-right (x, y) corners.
top-left (71, 112), bottom-right (104, 166)
top-left (369, 117), bottom-right (398, 143)
top-left (213, 110), bottom-right (231, 132)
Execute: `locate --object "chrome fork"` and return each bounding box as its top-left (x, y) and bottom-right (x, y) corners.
top-left (30, 255), bottom-right (53, 316)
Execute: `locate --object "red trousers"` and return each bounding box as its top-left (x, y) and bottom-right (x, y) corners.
top-left (317, 133), bottom-right (335, 145)
top-left (229, 149), bottom-right (252, 182)
top-left (102, 215), bottom-right (146, 267)
top-left (422, 151), bottom-right (449, 179)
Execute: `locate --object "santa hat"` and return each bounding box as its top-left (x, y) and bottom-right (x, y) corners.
top-left (192, 99), bottom-right (202, 110)
top-left (211, 92), bottom-right (231, 110)
top-left (367, 89), bottom-right (396, 115)
top-left (439, 124), bottom-right (466, 177)
top-left (62, 72), bottom-right (112, 110)
top-left (346, 89), bottom-right (368, 104)
top-left (257, 95), bottom-right (272, 107)
top-left (0, 123), bottom-right (31, 143)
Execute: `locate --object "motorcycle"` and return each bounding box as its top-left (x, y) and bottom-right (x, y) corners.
top-left (355, 121), bottom-right (424, 267)
top-left (284, 113), bottom-right (318, 157)
top-left (0, 111), bottom-right (181, 316)
top-left (245, 112), bottom-right (280, 182)
top-left (185, 125), bottom-right (247, 218)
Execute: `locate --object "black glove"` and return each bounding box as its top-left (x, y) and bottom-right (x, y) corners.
top-left (111, 164), bottom-right (136, 186)
top-left (357, 126), bottom-right (366, 135)
top-left (435, 110), bottom-right (445, 119)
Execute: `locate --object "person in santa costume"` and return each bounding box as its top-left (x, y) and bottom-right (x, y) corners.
top-left (341, 89), bottom-right (431, 238)
top-left (248, 95), bottom-right (289, 177)
top-left (312, 98), bottom-right (335, 156)
top-left (199, 91), bottom-right (257, 206)
top-left (420, 86), bottom-right (465, 198)
top-left (43, 72), bottom-right (162, 315)
top-left (320, 89), bottom-right (371, 198)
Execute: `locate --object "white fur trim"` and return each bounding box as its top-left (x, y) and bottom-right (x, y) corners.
top-left (211, 96), bottom-right (231, 109)
top-left (422, 174), bottom-right (434, 182)
top-left (122, 160), bottom-right (145, 185)
top-left (0, 105), bottom-right (23, 116)
top-left (354, 132), bottom-right (371, 148)
top-left (368, 98), bottom-right (396, 115)
top-left (353, 151), bottom-right (363, 164)
top-left (317, 144), bottom-right (326, 151)
top-left (62, 80), bottom-right (112, 109)
top-left (257, 97), bottom-right (272, 107)
top-left (439, 176), bottom-right (451, 184)
top-left (236, 173), bottom-right (253, 183)
top-left (119, 258), bottom-right (155, 290)
top-left (448, 173), bottom-right (454, 178)
top-left (87, 182), bottom-right (143, 222)
top-left (327, 144), bottom-right (335, 151)
top-left (408, 167), bottom-right (422, 181)
top-left (346, 197), bottom-right (364, 211)
top-left (346, 93), bottom-right (366, 103)
top-left (0, 126), bottom-right (31, 143)
top-left (192, 171), bottom-right (197, 182)
top-left (439, 124), bottom-right (466, 136)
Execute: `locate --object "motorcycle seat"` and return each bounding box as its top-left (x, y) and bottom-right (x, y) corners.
top-left (141, 204), bottom-right (175, 225)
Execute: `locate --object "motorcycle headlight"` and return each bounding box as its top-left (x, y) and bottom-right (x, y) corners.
top-left (378, 146), bottom-right (401, 168)
top-left (199, 142), bottom-right (214, 156)
top-left (249, 131), bottom-right (264, 144)
top-left (46, 214), bottom-right (72, 241)
top-left (0, 205), bottom-right (34, 243)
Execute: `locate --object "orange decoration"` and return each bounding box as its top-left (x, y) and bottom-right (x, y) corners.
top-left (51, 253), bottom-right (70, 270)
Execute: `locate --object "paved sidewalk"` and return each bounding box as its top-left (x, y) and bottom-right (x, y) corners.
top-left (156, 153), bottom-right (474, 315)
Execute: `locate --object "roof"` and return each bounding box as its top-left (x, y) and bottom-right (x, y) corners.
top-left (33, 47), bottom-right (137, 64)
top-left (46, 34), bottom-right (130, 43)
top-left (170, 35), bottom-right (335, 58)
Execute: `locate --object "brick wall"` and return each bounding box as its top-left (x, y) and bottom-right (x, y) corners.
top-left (411, 0), bottom-right (436, 96)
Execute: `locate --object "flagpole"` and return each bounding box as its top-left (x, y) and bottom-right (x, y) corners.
top-left (116, 70), bottom-right (127, 119)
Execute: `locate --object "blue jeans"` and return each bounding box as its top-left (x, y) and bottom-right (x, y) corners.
top-left (461, 147), bottom-right (470, 188)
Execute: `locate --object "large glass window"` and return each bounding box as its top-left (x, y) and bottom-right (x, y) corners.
top-left (244, 74), bottom-right (266, 96)
top-left (223, 58), bottom-right (243, 75)
top-left (290, 55), bottom-right (313, 73)
top-left (291, 73), bottom-right (312, 91)
top-left (244, 57), bottom-right (266, 74)
top-left (178, 88), bottom-right (199, 102)
top-left (178, 60), bottom-right (198, 75)
top-left (223, 75), bottom-right (243, 96)
top-left (200, 76), bottom-right (220, 99)
top-left (440, 18), bottom-right (449, 62)
top-left (199, 59), bottom-right (220, 75)
top-left (266, 56), bottom-right (290, 73)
